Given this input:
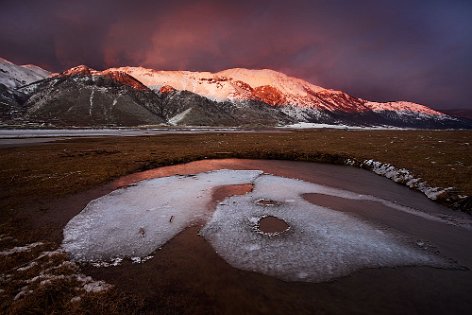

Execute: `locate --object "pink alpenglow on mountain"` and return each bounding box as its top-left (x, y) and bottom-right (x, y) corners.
top-left (111, 66), bottom-right (447, 118)
top-left (1, 57), bottom-right (468, 128)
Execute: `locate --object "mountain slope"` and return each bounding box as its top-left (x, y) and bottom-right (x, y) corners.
top-left (0, 58), bottom-right (52, 121)
top-left (1, 57), bottom-right (470, 128)
top-left (0, 84), bottom-right (29, 121)
top-left (111, 66), bottom-right (466, 128)
top-left (441, 109), bottom-right (472, 121)
top-left (157, 87), bottom-right (293, 126)
top-left (0, 57), bottom-right (51, 89)
top-left (22, 66), bottom-right (166, 126)
top-left (13, 64), bottom-right (290, 127)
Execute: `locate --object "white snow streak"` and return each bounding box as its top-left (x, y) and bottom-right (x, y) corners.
top-left (0, 242), bottom-right (44, 256)
top-left (2, 243), bottom-right (112, 302)
top-left (169, 108), bottom-right (192, 125)
top-left (362, 160), bottom-right (454, 201)
top-left (111, 95), bottom-right (119, 109)
top-left (88, 90), bottom-right (95, 116)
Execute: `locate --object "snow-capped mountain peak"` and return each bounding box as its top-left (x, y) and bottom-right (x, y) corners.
top-left (61, 65), bottom-right (95, 76)
top-left (110, 66), bottom-right (331, 106)
top-left (109, 66), bottom-right (362, 112)
top-left (109, 66), bottom-right (452, 120)
top-left (57, 66), bottom-right (149, 91)
top-left (217, 67), bottom-right (326, 96)
top-left (363, 100), bottom-right (446, 117)
top-left (1, 57), bottom-right (468, 129)
top-left (0, 57), bottom-right (51, 89)
top-left (21, 64), bottom-right (51, 78)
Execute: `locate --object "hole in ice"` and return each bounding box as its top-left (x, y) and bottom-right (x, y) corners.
top-left (138, 227), bottom-right (145, 236)
top-left (255, 199), bottom-right (282, 207)
top-left (256, 216), bottom-right (290, 235)
top-left (209, 184), bottom-right (254, 210)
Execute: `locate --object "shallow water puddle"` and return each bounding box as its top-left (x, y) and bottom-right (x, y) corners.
top-left (209, 183), bottom-right (254, 210)
top-left (62, 168), bottom-right (455, 283)
top-left (257, 216), bottom-right (290, 234)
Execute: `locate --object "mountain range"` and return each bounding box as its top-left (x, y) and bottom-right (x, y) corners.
top-left (1, 57), bottom-right (470, 128)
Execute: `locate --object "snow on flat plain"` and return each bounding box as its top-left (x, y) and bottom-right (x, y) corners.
top-left (281, 122), bottom-right (410, 130)
top-left (63, 170), bottom-right (449, 282)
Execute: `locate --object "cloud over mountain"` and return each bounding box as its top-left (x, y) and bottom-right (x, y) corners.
top-left (1, 0), bottom-right (472, 110)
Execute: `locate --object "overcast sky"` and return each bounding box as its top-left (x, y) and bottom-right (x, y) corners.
top-left (1, 0), bottom-right (471, 109)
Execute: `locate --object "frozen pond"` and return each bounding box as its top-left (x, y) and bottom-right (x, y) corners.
top-left (18, 158), bottom-right (470, 313)
top-left (62, 159), bottom-right (472, 284)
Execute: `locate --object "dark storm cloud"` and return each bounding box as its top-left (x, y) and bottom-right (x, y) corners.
top-left (1, 0), bottom-right (471, 109)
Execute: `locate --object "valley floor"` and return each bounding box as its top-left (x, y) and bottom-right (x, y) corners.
top-left (1, 129), bottom-right (471, 208)
top-left (1, 129), bottom-right (471, 314)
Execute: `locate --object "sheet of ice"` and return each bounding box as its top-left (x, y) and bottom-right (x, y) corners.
top-left (62, 170), bottom-right (263, 261)
top-left (303, 177), bottom-right (471, 229)
top-left (63, 169), bottom-right (451, 283)
top-left (200, 175), bottom-right (449, 282)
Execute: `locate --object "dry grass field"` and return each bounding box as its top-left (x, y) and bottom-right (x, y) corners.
top-left (1, 130), bottom-right (471, 210)
top-left (1, 129), bottom-right (471, 314)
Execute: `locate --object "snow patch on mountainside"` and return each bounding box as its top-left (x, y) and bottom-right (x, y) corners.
top-left (111, 66), bottom-right (450, 120)
top-left (364, 101), bottom-right (448, 118)
top-left (1, 57), bottom-right (462, 128)
top-left (111, 66), bottom-right (331, 105)
top-left (89, 90), bottom-right (95, 116)
top-left (169, 108), bottom-right (193, 125)
top-left (0, 57), bottom-right (50, 89)
top-left (21, 64), bottom-right (51, 78)
top-left (217, 68), bottom-right (326, 98)
top-left (109, 67), bottom-right (235, 101)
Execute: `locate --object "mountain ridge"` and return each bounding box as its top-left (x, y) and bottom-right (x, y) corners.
top-left (108, 65), bottom-right (463, 128)
top-left (0, 57), bottom-right (51, 89)
top-left (1, 57), bottom-right (470, 128)
top-left (110, 66), bottom-right (445, 116)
